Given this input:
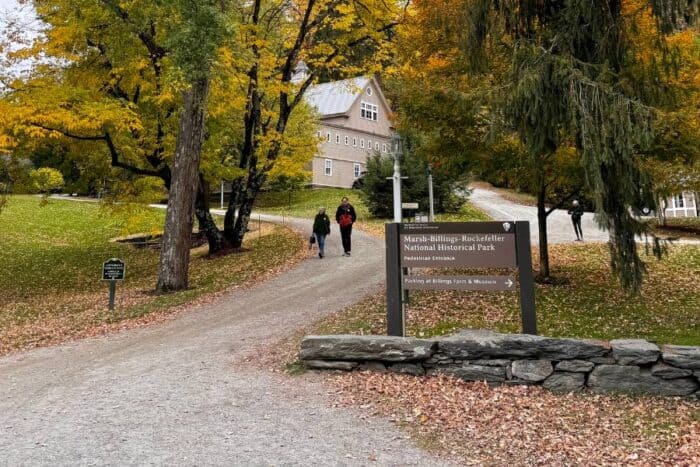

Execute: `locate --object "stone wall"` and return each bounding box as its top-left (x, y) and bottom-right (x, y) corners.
top-left (299, 330), bottom-right (700, 398)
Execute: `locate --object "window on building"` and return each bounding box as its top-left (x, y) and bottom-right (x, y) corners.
top-left (367, 139), bottom-right (372, 149)
top-left (324, 159), bottom-right (332, 176)
top-left (366, 87), bottom-right (373, 96)
top-left (675, 194), bottom-right (685, 208)
top-left (326, 132), bottom-right (331, 142)
top-left (360, 101), bottom-right (378, 121)
top-left (353, 137), bottom-right (357, 147)
top-left (375, 142), bottom-right (380, 151)
top-left (360, 139), bottom-right (365, 148)
top-left (317, 131), bottom-right (321, 138)
top-left (336, 133), bottom-right (340, 144)
top-left (344, 135), bottom-right (349, 145)
top-left (382, 143), bottom-right (387, 153)
top-left (354, 163), bottom-right (361, 178)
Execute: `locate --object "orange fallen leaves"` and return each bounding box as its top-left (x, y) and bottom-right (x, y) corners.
top-left (329, 371), bottom-right (700, 465)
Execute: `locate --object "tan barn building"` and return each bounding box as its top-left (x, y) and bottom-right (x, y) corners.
top-left (301, 71), bottom-right (394, 188)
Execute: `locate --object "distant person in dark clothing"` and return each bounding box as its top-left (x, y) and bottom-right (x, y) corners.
top-left (312, 207), bottom-right (331, 258)
top-left (335, 197), bottom-right (357, 256)
top-left (568, 200), bottom-right (584, 241)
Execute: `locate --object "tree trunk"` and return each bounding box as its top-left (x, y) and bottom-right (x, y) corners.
top-left (537, 179), bottom-right (550, 280)
top-left (230, 173), bottom-right (266, 249)
top-left (156, 78), bottom-right (210, 292)
top-left (194, 174), bottom-right (225, 255)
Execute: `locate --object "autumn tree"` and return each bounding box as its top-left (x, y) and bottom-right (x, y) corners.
top-left (212, 0), bottom-right (405, 249)
top-left (397, 0), bottom-right (700, 290)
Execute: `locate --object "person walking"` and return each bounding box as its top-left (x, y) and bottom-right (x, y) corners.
top-left (335, 196), bottom-right (357, 256)
top-left (312, 207), bottom-right (331, 258)
top-left (568, 200), bottom-right (584, 241)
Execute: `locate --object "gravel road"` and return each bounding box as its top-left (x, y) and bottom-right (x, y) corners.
top-left (469, 187), bottom-right (611, 244)
top-left (0, 216), bottom-right (449, 466)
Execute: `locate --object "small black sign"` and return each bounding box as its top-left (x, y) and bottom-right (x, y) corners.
top-left (102, 258), bottom-right (125, 281)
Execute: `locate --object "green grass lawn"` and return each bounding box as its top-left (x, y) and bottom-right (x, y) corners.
top-left (253, 187), bottom-right (489, 237)
top-left (307, 243), bottom-right (700, 345)
top-left (255, 187), bottom-right (370, 219)
top-left (0, 196), bottom-right (304, 354)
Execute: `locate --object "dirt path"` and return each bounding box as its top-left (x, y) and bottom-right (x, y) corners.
top-left (0, 217), bottom-right (449, 466)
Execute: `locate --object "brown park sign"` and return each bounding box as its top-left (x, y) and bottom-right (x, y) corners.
top-left (399, 222), bottom-right (516, 268)
top-left (386, 221), bottom-right (537, 337)
top-left (404, 275), bottom-right (516, 291)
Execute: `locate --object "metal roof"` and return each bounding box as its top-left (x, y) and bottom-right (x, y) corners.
top-left (304, 76), bottom-right (370, 117)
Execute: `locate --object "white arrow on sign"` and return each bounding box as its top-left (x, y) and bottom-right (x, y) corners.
top-left (505, 278), bottom-right (514, 288)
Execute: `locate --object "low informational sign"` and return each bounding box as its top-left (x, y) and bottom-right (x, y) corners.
top-left (385, 221), bottom-right (537, 337)
top-left (404, 275), bottom-right (516, 291)
top-left (399, 222), bottom-right (516, 268)
top-left (102, 258), bottom-right (124, 311)
top-left (414, 213), bottom-right (429, 223)
top-left (401, 202), bottom-right (419, 210)
top-left (102, 258), bottom-right (125, 281)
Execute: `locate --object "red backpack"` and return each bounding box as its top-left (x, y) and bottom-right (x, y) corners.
top-left (339, 213), bottom-right (353, 228)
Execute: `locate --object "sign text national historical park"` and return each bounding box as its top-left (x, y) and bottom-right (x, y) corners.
top-left (386, 221), bottom-right (537, 337)
top-left (400, 222), bottom-right (517, 268)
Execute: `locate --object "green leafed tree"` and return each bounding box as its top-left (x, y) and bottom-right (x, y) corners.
top-left (30, 166), bottom-right (64, 201)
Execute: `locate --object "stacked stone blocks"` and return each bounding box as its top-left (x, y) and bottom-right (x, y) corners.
top-left (299, 330), bottom-right (700, 398)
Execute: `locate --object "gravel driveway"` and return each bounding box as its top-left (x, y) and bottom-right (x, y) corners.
top-left (469, 187), bottom-right (610, 244)
top-left (0, 216), bottom-right (449, 466)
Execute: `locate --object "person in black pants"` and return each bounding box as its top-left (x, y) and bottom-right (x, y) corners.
top-left (568, 200), bottom-right (584, 241)
top-left (335, 196), bottom-right (357, 256)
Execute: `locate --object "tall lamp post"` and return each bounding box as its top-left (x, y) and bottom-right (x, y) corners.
top-left (391, 133), bottom-right (403, 223)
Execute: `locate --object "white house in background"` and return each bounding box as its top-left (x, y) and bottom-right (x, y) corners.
top-left (660, 191), bottom-right (699, 218)
top-left (295, 64), bottom-right (394, 188)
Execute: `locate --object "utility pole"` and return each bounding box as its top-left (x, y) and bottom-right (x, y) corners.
top-left (391, 133), bottom-right (403, 223)
top-left (427, 164), bottom-right (435, 221)
top-left (220, 180), bottom-right (225, 210)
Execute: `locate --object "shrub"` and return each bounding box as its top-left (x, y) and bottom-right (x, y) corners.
top-left (360, 151), bottom-right (467, 218)
top-left (30, 167), bottom-right (65, 199)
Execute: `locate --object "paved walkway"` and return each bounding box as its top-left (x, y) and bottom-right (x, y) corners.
top-left (0, 216), bottom-right (449, 466)
top-left (470, 187), bottom-right (610, 244)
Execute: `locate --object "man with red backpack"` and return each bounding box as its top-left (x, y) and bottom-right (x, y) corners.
top-left (335, 196), bottom-right (357, 256)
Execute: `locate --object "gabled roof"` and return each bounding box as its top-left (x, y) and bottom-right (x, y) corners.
top-left (304, 76), bottom-right (370, 117)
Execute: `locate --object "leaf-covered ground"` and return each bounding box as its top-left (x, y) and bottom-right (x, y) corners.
top-left (261, 240), bottom-right (699, 465)
top-left (328, 372), bottom-right (700, 465)
top-left (0, 196), bottom-right (305, 355)
top-left (295, 243), bottom-right (699, 345)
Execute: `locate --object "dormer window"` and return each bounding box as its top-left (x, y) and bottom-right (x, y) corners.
top-left (360, 101), bottom-right (378, 121)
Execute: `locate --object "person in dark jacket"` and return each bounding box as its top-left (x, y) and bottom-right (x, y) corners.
top-left (312, 207), bottom-right (331, 258)
top-left (335, 196), bottom-right (357, 256)
top-left (568, 200), bottom-right (584, 241)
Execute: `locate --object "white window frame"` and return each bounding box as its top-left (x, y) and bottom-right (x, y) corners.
top-left (675, 194), bottom-right (685, 208)
top-left (353, 137), bottom-right (357, 147)
top-left (360, 139), bottom-right (365, 149)
top-left (335, 133), bottom-right (340, 144)
top-left (366, 87), bottom-right (373, 96)
top-left (375, 142), bottom-right (380, 151)
top-left (326, 132), bottom-right (331, 142)
top-left (360, 101), bottom-right (378, 121)
top-left (367, 139), bottom-right (372, 149)
top-left (382, 143), bottom-right (387, 153)
top-left (354, 163), bottom-right (361, 178)
top-left (324, 159), bottom-right (332, 176)
top-left (344, 135), bottom-right (349, 145)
